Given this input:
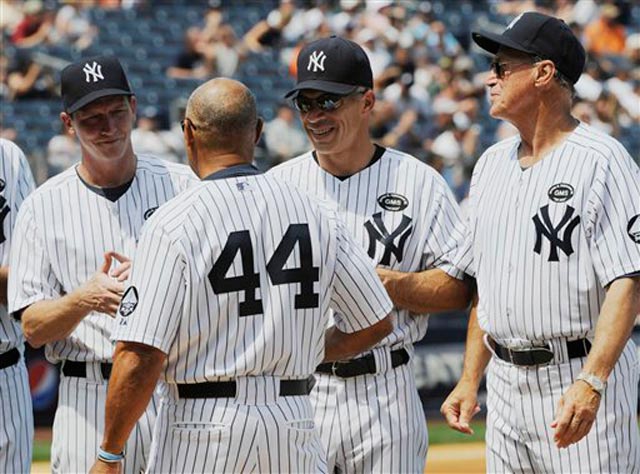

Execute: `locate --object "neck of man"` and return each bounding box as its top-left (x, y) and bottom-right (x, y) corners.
top-left (513, 100), bottom-right (579, 168)
top-left (196, 152), bottom-right (251, 179)
top-left (78, 149), bottom-right (137, 187)
top-left (315, 138), bottom-right (376, 178)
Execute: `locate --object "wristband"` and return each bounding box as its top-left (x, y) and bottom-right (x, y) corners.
top-left (97, 447), bottom-right (125, 463)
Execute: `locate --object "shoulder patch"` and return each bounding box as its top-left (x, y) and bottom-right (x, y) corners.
top-left (628, 215), bottom-right (640, 244)
top-left (119, 287), bottom-right (139, 317)
top-left (377, 193), bottom-right (408, 212)
top-left (548, 183), bottom-right (574, 203)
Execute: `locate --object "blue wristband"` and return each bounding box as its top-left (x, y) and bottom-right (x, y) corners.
top-left (97, 447), bottom-right (125, 463)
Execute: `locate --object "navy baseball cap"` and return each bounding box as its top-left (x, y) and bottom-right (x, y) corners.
top-left (472, 11), bottom-right (586, 84)
top-left (285, 36), bottom-right (373, 99)
top-left (61, 55), bottom-right (133, 113)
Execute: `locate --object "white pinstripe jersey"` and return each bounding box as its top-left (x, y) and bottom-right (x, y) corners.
top-left (0, 139), bottom-right (35, 353)
top-left (113, 166), bottom-right (393, 382)
top-left (269, 147), bottom-right (466, 349)
top-left (455, 123), bottom-right (640, 343)
top-left (8, 155), bottom-right (196, 363)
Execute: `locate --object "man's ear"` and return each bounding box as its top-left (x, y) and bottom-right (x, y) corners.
top-left (60, 112), bottom-right (74, 135)
top-left (255, 117), bottom-right (264, 144)
top-left (535, 60), bottom-right (556, 88)
top-left (363, 89), bottom-right (376, 113)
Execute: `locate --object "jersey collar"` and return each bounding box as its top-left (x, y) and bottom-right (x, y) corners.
top-left (203, 163), bottom-right (262, 181)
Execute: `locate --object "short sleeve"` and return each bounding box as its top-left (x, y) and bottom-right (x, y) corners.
top-left (586, 146), bottom-right (640, 286)
top-left (422, 174), bottom-right (467, 280)
top-left (112, 225), bottom-right (186, 354)
top-left (329, 216), bottom-right (393, 333)
top-left (8, 201), bottom-right (63, 316)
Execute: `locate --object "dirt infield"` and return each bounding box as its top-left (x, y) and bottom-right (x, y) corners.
top-left (426, 442), bottom-right (486, 473)
top-left (32, 443), bottom-right (486, 473)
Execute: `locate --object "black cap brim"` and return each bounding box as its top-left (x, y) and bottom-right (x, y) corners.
top-left (284, 80), bottom-right (360, 99)
top-left (471, 30), bottom-right (536, 56)
top-left (67, 88), bottom-right (134, 113)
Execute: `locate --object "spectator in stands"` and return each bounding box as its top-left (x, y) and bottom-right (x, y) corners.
top-left (50, 0), bottom-right (97, 51)
top-left (243, 0), bottom-right (295, 53)
top-left (584, 4), bottom-right (627, 56)
top-left (47, 123), bottom-right (79, 176)
top-left (10, 0), bottom-right (53, 48)
top-left (263, 103), bottom-right (309, 165)
top-left (6, 49), bottom-right (56, 100)
top-left (131, 106), bottom-right (181, 163)
top-left (208, 24), bottom-right (247, 77)
top-left (166, 27), bottom-right (213, 80)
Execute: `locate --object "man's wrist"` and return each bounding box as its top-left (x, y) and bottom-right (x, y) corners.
top-left (576, 371), bottom-right (606, 396)
top-left (97, 447), bottom-right (125, 463)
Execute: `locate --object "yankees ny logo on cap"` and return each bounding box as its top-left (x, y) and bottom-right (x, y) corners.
top-left (61, 55), bottom-right (133, 113)
top-left (285, 36), bottom-right (373, 99)
top-left (307, 50), bottom-right (326, 72)
top-left (82, 61), bottom-right (104, 83)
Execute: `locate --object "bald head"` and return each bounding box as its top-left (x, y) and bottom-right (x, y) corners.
top-left (185, 78), bottom-right (259, 155)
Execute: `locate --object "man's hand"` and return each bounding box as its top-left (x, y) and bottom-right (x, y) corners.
top-left (107, 251), bottom-right (132, 282)
top-left (81, 253), bottom-right (125, 317)
top-left (89, 459), bottom-right (122, 474)
top-left (551, 380), bottom-right (601, 448)
top-left (440, 380), bottom-right (481, 435)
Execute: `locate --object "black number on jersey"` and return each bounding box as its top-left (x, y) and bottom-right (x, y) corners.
top-left (208, 224), bottom-right (319, 316)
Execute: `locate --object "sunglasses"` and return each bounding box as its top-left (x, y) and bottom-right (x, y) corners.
top-left (489, 59), bottom-right (537, 79)
top-left (293, 88), bottom-right (367, 113)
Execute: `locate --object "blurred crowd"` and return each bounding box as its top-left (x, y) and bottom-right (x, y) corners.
top-left (1, 0), bottom-right (638, 200)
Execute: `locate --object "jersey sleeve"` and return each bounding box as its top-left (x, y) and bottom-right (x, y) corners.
top-left (0, 142), bottom-right (35, 265)
top-left (421, 174), bottom-right (467, 279)
top-left (112, 225), bottom-right (185, 354)
top-left (585, 144), bottom-right (640, 286)
top-left (329, 215), bottom-right (393, 333)
top-left (8, 201), bottom-right (64, 316)
top-left (451, 153), bottom-right (490, 278)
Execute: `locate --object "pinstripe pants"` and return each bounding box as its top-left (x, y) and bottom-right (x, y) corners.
top-left (486, 340), bottom-right (640, 473)
top-left (148, 377), bottom-right (327, 473)
top-left (0, 356), bottom-right (33, 474)
top-left (311, 361), bottom-right (428, 474)
top-left (50, 369), bottom-right (159, 474)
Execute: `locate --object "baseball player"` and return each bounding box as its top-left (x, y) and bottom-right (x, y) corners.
top-left (8, 55), bottom-right (196, 474)
top-left (441, 12), bottom-right (640, 472)
top-left (88, 78), bottom-right (394, 474)
top-left (269, 36), bottom-right (471, 473)
top-left (0, 138), bottom-right (35, 473)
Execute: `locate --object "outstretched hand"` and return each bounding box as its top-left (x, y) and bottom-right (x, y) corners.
top-left (81, 253), bottom-right (126, 317)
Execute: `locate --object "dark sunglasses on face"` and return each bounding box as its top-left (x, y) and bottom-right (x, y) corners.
top-left (489, 59), bottom-right (537, 79)
top-left (180, 118), bottom-right (200, 132)
top-left (293, 88), bottom-right (366, 113)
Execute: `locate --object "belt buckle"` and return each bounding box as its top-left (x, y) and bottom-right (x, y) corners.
top-left (331, 361), bottom-right (348, 377)
top-left (535, 344), bottom-right (554, 366)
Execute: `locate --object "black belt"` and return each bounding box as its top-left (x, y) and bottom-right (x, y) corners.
top-left (0, 348), bottom-right (20, 370)
top-left (491, 338), bottom-right (591, 366)
top-left (316, 348), bottom-right (410, 378)
top-left (61, 360), bottom-right (113, 379)
top-left (177, 376), bottom-right (316, 399)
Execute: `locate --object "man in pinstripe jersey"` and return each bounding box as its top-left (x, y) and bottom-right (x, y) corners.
top-left (8, 56), bottom-right (197, 473)
top-left (89, 78), bottom-right (395, 474)
top-left (0, 139), bottom-right (35, 473)
top-left (270, 36), bottom-right (472, 473)
top-left (441, 12), bottom-right (640, 472)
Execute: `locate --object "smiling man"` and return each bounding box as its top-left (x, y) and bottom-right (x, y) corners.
top-left (270, 36), bottom-right (472, 473)
top-left (8, 55), bottom-right (196, 473)
top-left (441, 11), bottom-right (640, 473)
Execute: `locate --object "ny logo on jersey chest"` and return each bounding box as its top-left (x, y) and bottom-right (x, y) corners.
top-left (364, 212), bottom-right (413, 265)
top-left (532, 205), bottom-right (580, 262)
